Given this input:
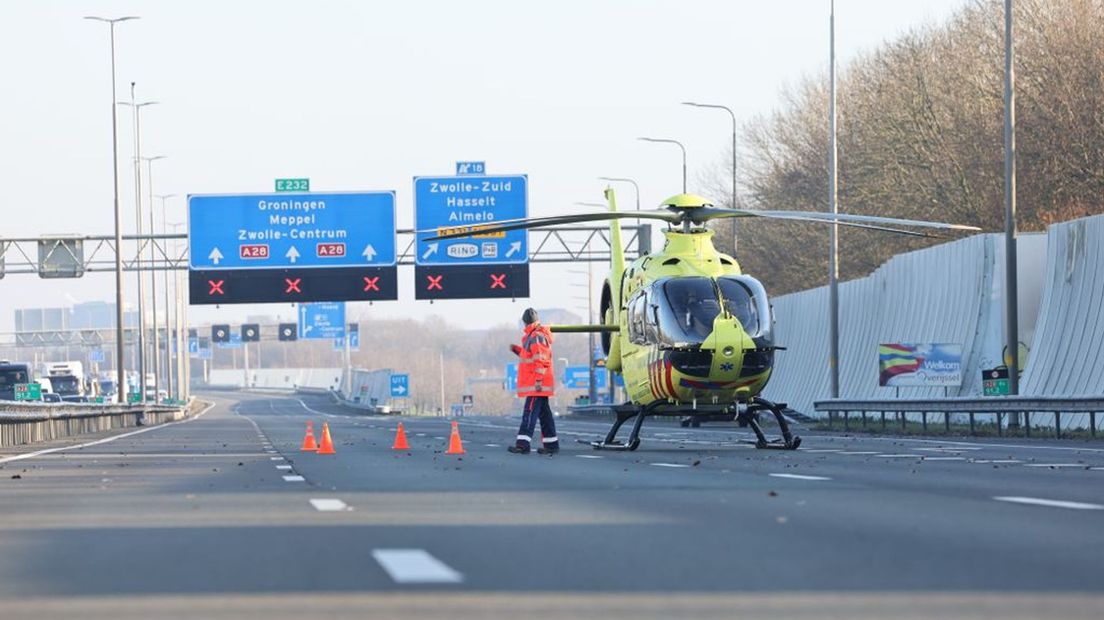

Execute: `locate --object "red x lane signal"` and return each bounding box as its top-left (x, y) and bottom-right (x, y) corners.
top-left (426, 275), bottom-right (443, 291)
top-left (284, 278), bottom-right (302, 294)
top-left (208, 280), bottom-right (225, 296)
top-left (363, 276), bottom-right (380, 292)
top-left (490, 273), bottom-right (506, 289)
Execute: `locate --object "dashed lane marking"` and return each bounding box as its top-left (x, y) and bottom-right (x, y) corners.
top-left (309, 499), bottom-right (349, 512)
top-left (283, 475), bottom-right (305, 482)
top-left (837, 451), bottom-right (880, 456)
top-left (576, 455), bottom-right (603, 459)
top-left (372, 549), bottom-right (463, 584)
top-left (650, 463), bottom-right (691, 468)
top-left (276, 465), bottom-right (293, 470)
top-left (270, 457), bottom-right (284, 461)
top-left (801, 449), bottom-right (843, 453)
top-left (1022, 463), bottom-right (1083, 468)
top-left (769, 473), bottom-right (832, 481)
top-left (916, 447), bottom-right (983, 452)
top-left (923, 457), bottom-right (966, 461)
top-left (484, 444), bottom-right (501, 448)
top-left (875, 454), bottom-right (923, 458)
top-left (994, 496), bottom-right (1103, 510)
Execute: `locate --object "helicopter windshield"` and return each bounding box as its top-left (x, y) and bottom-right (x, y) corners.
top-left (718, 275), bottom-right (773, 340)
top-left (658, 277), bottom-right (722, 345)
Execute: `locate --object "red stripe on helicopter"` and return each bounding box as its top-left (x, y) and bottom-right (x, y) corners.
top-left (664, 359), bottom-right (678, 399)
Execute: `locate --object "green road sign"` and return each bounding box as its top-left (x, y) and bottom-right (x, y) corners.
top-left (128, 391), bottom-right (142, 404)
top-left (14, 383), bottom-right (42, 401)
top-left (275, 178), bottom-right (309, 192)
top-left (982, 367), bottom-right (1010, 396)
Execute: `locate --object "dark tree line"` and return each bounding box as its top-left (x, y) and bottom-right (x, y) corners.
top-left (709, 0), bottom-right (1104, 294)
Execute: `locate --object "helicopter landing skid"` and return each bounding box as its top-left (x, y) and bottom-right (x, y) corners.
top-left (741, 396), bottom-right (802, 450)
top-left (577, 402), bottom-right (662, 452)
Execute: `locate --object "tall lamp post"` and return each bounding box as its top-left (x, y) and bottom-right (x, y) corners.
top-left (682, 101), bottom-right (738, 254)
top-left (84, 15), bottom-right (138, 403)
top-left (827, 0), bottom-right (841, 400)
top-left (118, 89), bottom-right (157, 401)
top-left (166, 221), bottom-right (189, 401)
top-left (143, 155), bottom-right (167, 402)
top-left (638, 137), bottom-right (687, 193)
top-left (156, 192), bottom-right (177, 400)
top-left (1003, 0), bottom-right (1020, 396)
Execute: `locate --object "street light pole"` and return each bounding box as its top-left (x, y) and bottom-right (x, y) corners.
top-left (143, 155), bottom-right (166, 402)
top-left (828, 0), bottom-right (841, 399)
top-left (638, 137), bottom-right (687, 193)
top-left (1003, 0), bottom-right (1020, 396)
top-left (157, 193), bottom-right (176, 400)
top-left (682, 101), bottom-right (738, 255)
top-left (118, 89), bottom-right (157, 401)
top-left (84, 15), bottom-right (138, 403)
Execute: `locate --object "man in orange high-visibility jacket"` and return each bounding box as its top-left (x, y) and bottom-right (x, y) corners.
top-left (508, 308), bottom-right (559, 454)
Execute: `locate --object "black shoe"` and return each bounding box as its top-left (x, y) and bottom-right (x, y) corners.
top-left (537, 445), bottom-right (560, 455)
top-left (507, 445), bottom-right (530, 454)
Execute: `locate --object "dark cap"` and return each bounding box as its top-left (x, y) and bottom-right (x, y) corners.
top-left (522, 308), bottom-right (539, 325)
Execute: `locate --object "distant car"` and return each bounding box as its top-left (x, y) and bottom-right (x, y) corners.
top-left (42, 392), bottom-right (62, 403)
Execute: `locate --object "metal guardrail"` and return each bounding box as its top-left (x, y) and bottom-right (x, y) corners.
top-left (814, 397), bottom-right (1104, 438)
top-left (0, 402), bottom-right (187, 447)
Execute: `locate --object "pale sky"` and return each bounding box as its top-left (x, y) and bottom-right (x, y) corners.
top-left (0, 0), bottom-right (969, 332)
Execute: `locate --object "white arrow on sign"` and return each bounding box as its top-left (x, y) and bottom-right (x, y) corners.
top-left (421, 243), bottom-right (439, 261)
top-left (506, 241), bottom-right (522, 258)
top-left (208, 247), bottom-right (223, 265)
top-left (286, 246), bottom-right (300, 263)
top-left (300, 306), bottom-right (313, 335)
top-left (394, 385), bottom-right (407, 395)
top-left (362, 245), bottom-right (377, 261)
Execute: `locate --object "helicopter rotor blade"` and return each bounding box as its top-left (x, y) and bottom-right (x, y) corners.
top-left (694, 208), bottom-right (940, 238)
top-left (421, 210), bottom-right (679, 240)
top-left (695, 207), bottom-right (981, 233)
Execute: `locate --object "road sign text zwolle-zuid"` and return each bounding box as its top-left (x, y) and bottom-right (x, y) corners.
top-left (188, 190), bottom-right (398, 304)
top-left (413, 173), bottom-right (530, 300)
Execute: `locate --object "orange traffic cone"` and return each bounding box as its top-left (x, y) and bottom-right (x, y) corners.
top-left (317, 422), bottom-right (336, 455)
top-left (300, 421), bottom-right (318, 452)
top-left (445, 421), bottom-right (465, 455)
top-left (392, 422), bottom-right (410, 450)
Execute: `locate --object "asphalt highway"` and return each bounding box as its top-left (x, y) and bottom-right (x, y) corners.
top-left (1, 391), bottom-right (1102, 619)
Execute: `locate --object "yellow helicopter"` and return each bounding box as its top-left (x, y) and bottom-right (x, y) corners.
top-left (428, 190), bottom-right (979, 451)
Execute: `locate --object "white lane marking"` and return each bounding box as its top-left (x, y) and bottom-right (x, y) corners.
top-left (801, 449), bottom-right (843, 453)
top-left (875, 454), bottom-right (923, 458)
top-left (309, 498), bottom-right (348, 512)
top-left (650, 463), bottom-right (691, 468)
top-left (270, 456), bottom-right (284, 461)
top-left (575, 455), bottom-right (603, 459)
top-left (991, 459), bottom-right (1023, 464)
top-left (372, 549), bottom-right (463, 584)
top-left (838, 451), bottom-right (879, 456)
top-left (484, 444), bottom-right (501, 448)
top-left (923, 456), bottom-right (966, 461)
top-left (282, 475), bottom-right (305, 482)
top-left (1092, 467), bottom-right (1104, 471)
top-left (416, 433), bottom-right (427, 437)
top-left (994, 496), bottom-right (1103, 510)
top-left (296, 398), bottom-right (337, 417)
top-left (769, 473), bottom-right (832, 481)
top-left (1022, 463), bottom-right (1082, 468)
top-left (0, 402), bottom-right (216, 465)
top-left (276, 465), bottom-right (293, 470)
top-left (916, 447), bottom-right (982, 452)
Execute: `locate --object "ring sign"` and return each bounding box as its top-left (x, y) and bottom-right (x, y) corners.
top-left (413, 175), bottom-right (528, 266)
top-left (188, 191), bottom-right (396, 270)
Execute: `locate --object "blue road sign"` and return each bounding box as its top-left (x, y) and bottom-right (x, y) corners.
top-left (414, 175), bottom-right (528, 266)
top-left (298, 302), bottom-right (346, 340)
top-left (456, 161), bottom-right (485, 175)
top-left (88, 349), bottom-right (105, 363)
top-left (197, 347), bottom-right (212, 360)
top-left (390, 373), bottom-right (409, 397)
top-left (217, 333), bottom-right (243, 349)
top-left (188, 191), bottom-right (397, 270)
top-left (504, 363), bottom-right (518, 392)
top-left (349, 329), bottom-right (360, 351)
top-left (563, 365), bottom-right (607, 390)
top-left (332, 337), bottom-right (344, 351)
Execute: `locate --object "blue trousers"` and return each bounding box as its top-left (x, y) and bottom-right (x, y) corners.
top-left (516, 396), bottom-right (557, 448)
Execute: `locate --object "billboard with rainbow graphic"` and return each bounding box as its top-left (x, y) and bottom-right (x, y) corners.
top-left (878, 343), bottom-right (963, 387)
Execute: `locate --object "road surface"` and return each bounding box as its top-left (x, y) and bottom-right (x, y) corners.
top-left (1, 391), bottom-right (1101, 619)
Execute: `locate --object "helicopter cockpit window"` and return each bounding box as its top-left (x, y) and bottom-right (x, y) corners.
top-left (657, 277), bottom-right (721, 346)
top-left (627, 293), bottom-right (648, 344)
top-left (718, 275), bottom-right (773, 340)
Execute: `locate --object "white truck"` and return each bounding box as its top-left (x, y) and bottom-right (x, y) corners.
top-left (46, 361), bottom-right (87, 402)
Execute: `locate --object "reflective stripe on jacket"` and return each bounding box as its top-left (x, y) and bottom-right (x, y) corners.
top-left (517, 322), bottom-right (554, 397)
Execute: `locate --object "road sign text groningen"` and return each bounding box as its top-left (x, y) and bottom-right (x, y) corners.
top-left (189, 191), bottom-right (396, 270)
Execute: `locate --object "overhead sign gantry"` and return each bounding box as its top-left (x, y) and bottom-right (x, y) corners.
top-left (188, 191), bottom-right (398, 304)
